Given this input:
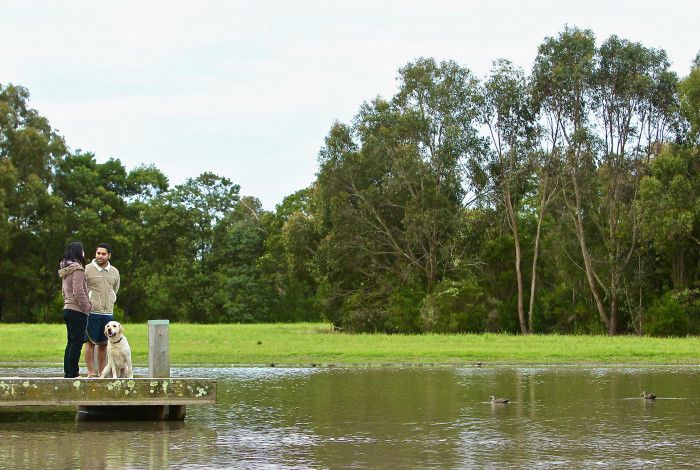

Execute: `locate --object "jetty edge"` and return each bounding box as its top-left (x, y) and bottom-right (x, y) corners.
top-left (0, 377), bottom-right (216, 420)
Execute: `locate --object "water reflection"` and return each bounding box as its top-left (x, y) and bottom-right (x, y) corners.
top-left (0, 365), bottom-right (698, 468)
top-left (1, 417), bottom-right (208, 469)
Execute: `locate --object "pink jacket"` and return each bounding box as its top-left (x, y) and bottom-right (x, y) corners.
top-left (58, 261), bottom-right (91, 314)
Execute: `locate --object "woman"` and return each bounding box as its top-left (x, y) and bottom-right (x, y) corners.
top-left (58, 242), bottom-right (92, 378)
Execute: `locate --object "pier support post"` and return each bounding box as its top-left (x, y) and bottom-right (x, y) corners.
top-left (148, 320), bottom-right (170, 378)
top-left (148, 319), bottom-right (181, 419)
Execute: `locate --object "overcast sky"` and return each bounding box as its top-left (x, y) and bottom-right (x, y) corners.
top-left (2, 1), bottom-right (698, 209)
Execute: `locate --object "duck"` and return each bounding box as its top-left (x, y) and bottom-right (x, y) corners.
top-left (490, 395), bottom-right (509, 404)
top-left (642, 391), bottom-right (656, 400)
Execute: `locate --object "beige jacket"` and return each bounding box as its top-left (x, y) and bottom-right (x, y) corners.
top-left (58, 261), bottom-right (91, 314)
top-left (85, 260), bottom-right (120, 313)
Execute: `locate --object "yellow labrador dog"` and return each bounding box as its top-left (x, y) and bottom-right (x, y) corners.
top-left (100, 321), bottom-right (133, 378)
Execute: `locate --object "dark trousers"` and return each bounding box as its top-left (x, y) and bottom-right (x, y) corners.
top-left (63, 309), bottom-right (87, 378)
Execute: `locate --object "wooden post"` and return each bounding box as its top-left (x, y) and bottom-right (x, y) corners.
top-left (148, 320), bottom-right (170, 378)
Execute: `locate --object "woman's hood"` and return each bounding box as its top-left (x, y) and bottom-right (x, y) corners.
top-left (58, 261), bottom-right (83, 278)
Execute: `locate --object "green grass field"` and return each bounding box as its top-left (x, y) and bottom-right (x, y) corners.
top-left (0, 323), bottom-right (698, 366)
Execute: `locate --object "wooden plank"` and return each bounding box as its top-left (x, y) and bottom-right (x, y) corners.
top-left (148, 319), bottom-right (170, 378)
top-left (0, 378), bottom-right (216, 406)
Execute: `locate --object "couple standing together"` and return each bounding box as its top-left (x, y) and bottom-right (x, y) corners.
top-left (58, 241), bottom-right (121, 378)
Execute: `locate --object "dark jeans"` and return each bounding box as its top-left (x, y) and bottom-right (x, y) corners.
top-left (63, 309), bottom-right (88, 378)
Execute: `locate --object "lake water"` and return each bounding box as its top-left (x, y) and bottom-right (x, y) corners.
top-left (1, 365), bottom-right (698, 468)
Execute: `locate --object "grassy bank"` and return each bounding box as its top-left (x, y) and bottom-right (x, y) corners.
top-left (1, 323), bottom-right (698, 366)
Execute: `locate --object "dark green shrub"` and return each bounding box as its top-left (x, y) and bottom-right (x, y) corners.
top-left (384, 287), bottom-right (423, 333)
top-left (489, 298), bottom-right (518, 333)
top-left (672, 288), bottom-right (700, 334)
top-left (341, 291), bottom-right (390, 333)
top-left (336, 285), bottom-right (423, 333)
top-left (536, 284), bottom-right (603, 334)
top-left (420, 278), bottom-right (488, 333)
top-left (645, 291), bottom-right (691, 336)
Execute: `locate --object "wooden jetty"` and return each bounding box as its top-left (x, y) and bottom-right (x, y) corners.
top-left (0, 377), bottom-right (216, 420)
top-left (0, 320), bottom-right (216, 420)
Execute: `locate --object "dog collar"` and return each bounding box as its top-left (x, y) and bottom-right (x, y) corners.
top-left (110, 336), bottom-right (124, 344)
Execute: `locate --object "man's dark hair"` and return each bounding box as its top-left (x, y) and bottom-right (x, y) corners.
top-left (62, 242), bottom-right (85, 266)
top-left (97, 242), bottom-right (112, 254)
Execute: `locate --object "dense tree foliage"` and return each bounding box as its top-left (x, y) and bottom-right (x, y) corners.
top-left (1, 28), bottom-right (698, 335)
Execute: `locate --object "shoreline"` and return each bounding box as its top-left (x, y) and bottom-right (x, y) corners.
top-left (1, 360), bottom-right (698, 369)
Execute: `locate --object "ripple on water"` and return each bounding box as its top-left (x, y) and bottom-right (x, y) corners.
top-left (170, 366), bottom-right (321, 381)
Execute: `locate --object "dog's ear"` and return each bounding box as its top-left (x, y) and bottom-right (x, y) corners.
top-left (119, 323), bottom-right (124, 335)
top-left (104, 324), bottom-right (109, 335)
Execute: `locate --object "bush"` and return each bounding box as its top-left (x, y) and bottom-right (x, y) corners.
top-left (488, 297), bottom-right (518, 333)
top-left (384, 287), bottom-right (423, 333)
top-left (336, 284), bottom-right (423, 333)
top-left (316, 283), bottom-right (345, 328)
top-left (644, 290), bottom-right (696, 336)
top-left (341, 291), bottom-right (390, 333)
top-left (537, 284), bottom-right (601, 333)
top-left (420, 278), bottom-right (488, 333)
top-left (672, 288), bottom-right (700, 333)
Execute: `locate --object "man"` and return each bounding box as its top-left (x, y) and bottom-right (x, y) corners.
top-left (83, 242), bottom-right (120, 377)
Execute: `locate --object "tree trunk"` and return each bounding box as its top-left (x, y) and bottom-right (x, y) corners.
top-left (428, 225), bottom-right (438, 291)
top-left (609, 294), bottom-right (617, 335)
top-left (609, 270), bottom-right (618, 335)
top-left (571, 175), bottom-right (612, 333)
top-left (638, 272), bottom-right (643, 336)
top-left (671, 240), bottom-right (685, 289)
top-left (528, 180), bottom-right (549, 334)
top-left (505, 190), bottom-right (527, 334)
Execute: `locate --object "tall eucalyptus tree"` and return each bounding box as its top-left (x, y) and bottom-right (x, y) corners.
top-left (532, 27), bottom-right (606, 330)
top-left (533, 27), bottom-right (678, 334)
top-left (314, 58), bottom-right (483, 331)
top-left (591, 36), bottom-right (678, 331)
top-left (480, 59), bottom-right (540, 333)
